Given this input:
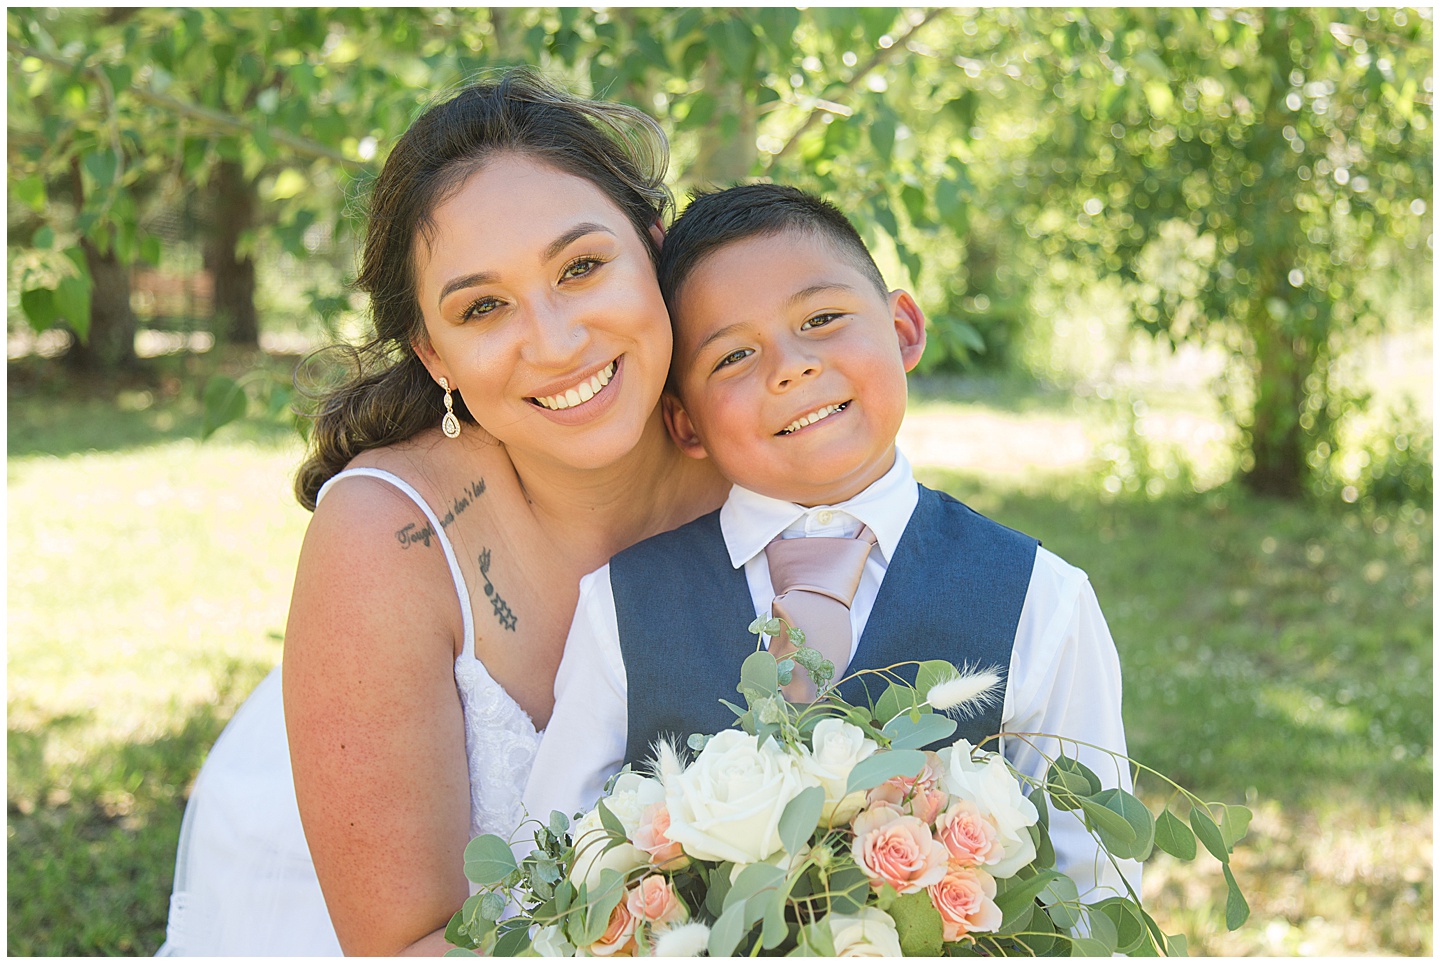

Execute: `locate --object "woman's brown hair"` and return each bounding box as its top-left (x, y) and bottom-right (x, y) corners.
top-left (293, 67), bottom-right (671, 510)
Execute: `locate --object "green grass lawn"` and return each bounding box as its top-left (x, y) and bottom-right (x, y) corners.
top-left (7, 352), bottom-right (1432, 956)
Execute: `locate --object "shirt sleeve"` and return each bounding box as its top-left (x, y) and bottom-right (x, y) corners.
top-left (521, 564), bottom-right (629, 825)
top-left (1001, 548), bottom-right (1142, 902)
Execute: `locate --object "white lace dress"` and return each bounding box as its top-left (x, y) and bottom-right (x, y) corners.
top-left (158, 467), bottom-right (543, 955)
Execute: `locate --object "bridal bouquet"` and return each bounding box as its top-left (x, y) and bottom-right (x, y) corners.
top-left (446, 620), bottom-right (1250, 957)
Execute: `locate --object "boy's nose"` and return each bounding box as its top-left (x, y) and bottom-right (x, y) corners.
top-left (770, 348), bottom-right (821, 390)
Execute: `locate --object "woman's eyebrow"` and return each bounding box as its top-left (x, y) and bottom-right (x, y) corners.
top-left (437, 222), bottom-right (618, 309)
top-left (543, 222), bottom-right (615, 262)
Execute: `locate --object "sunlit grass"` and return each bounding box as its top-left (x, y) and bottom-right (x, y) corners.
top-left (7, 351), bottom-right (1432, 955)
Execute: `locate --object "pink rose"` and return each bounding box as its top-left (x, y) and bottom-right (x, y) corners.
top-left (928, 866), bottom-right (1002, 941)
top-left (866, 751), bottom-right (948, 823)
top-left (935, 799), bottom-right (1000, 867)
top-left (625, 874), bottom-right (688, 931)
top-left (851, 806), bottom-right (949, 894)
top-left (590, 898), bottom-right (637, 956)
top-left (632, 803), bottom-right (688, 870)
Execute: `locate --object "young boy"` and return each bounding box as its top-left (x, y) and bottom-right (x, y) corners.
top-left (525, 184), bottom-right (1138, 899)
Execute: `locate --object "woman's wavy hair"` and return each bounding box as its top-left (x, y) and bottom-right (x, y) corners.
top-left (293, 67), bottom-right (672, 510)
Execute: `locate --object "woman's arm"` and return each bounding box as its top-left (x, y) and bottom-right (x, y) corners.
top-left (283, 478), bottom-right (472, 955)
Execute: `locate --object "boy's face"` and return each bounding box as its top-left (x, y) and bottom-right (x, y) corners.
top-left (664, 229), bottom-right (925, 507)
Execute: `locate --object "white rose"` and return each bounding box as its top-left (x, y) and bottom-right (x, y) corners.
top-left (943, 740), bottom-right (1040, 877)
top-left (571, 806), bottom-right (649, 893)
top-left (604, 771), bottom-right (666, 836)
top-left (801, 718), bottom-right (878, 828)
top-left (824, 907), bottom-right (904, 957)
top-left (532, 923), bottom-right (576, 957)
top-left (663, 730), bottom-right (819, 864)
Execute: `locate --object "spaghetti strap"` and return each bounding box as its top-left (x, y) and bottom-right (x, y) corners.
top-left (318, 467), bottom-right (476, 660)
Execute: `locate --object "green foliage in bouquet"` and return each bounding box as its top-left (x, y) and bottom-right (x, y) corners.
top-left (445, 623), bottom-right (1250, 956)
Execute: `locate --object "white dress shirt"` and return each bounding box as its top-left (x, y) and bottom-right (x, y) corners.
top-left (525, 450), bottom-right (1140, 900)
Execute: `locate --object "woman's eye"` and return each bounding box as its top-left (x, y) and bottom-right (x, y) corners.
top-left (561, 257), bottom-right (604, 281)
top-left (462, 297), bottom-right (502, 321)
top-left (801, 312), bottom-right (842, 330)
top-left (714, 348), bottom-right (753, 371)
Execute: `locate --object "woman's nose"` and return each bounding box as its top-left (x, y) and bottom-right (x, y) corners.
top-left (523, 298), bottom-right (589, 366)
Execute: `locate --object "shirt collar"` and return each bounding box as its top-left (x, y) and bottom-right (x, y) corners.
top-left (719, 448), bottom-right (919, 569)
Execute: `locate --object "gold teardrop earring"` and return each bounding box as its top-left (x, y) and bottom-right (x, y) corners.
top-left (440, 377), bottom-right (461, 439)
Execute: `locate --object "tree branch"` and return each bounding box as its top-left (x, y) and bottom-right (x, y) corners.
top-left (771, 8), bottom-right (948, 163)
top-left (8, 41), bottom-right (370, 172)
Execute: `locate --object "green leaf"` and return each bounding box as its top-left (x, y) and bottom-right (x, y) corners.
top-left (462, 834), bottom-right (519, 887)
top-left (778, 785), bottom-right (826, 854)
top-left (492, 919), bottom-right (531, 956)
top-left (1165, 932), bottom-right (1190, 956)
top-left (873, 682), bottom-right (919, 728)
top-left (869, 113), bottom-right (896, 157)
top-left (596, 798), bottom-right (625, 838)
top-left (705, 863), bottom-right (734, 917)
top-left (739, 649), bottom-right (779, 698)
top-left (844, 748), bottom-right (926, 795)
top-left (826, 862), bottom-right (870, 914)
top-left (707, 901), bottom-right (749, 957)
top-left (1223, 864), bottom-right (1250, 930)
top-left (1155, 809), bottom-right (1197, 860)
top-left (759, 884), bottom-right (791, 949)
top-left (549, 810), bottom-right (570, 836)
top-left (1092, 897), bottom-right (1147, 954)
top-left (20, 287), bottom-right (57, 332)
top-left (83, 149), bottom-right (119, 188)
top-left (1085, 903), bottom-right (1119, 951)
top-left (14, 176), bottom-right (47, 212)
top-left (1220, 804), bottom-right (1253, 849)
top-left (726, 862), bottom-right (787, 910)
top-left (1045, 756), bottom-right (1101, 809)
top-left (1038, 874), bottom-right (1081, 929)
top-left (994, 869), bottom-right (1061, 930)
top-left (1091, 788), bottom-right (1155, 860)
top-left (478, 891), bottom-right (506, 922)
top-left (1189, 806), bottom-right (1229, 863)
top-left (882, 711), bottom-right (956, 750)
top-left (1070, 936), bottom-right (1114, 956)
top-left (577, 869), bottom-right (627, 946)
top-left (889, 891), bottom-right (943, 956)
top-left (1077, 796), bottom-right (1136, 850)
top-left (201, 376), bottom-right (249, 441)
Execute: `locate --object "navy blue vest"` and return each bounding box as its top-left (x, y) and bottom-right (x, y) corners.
top-left (610, 485), bottom-right (1039, 766)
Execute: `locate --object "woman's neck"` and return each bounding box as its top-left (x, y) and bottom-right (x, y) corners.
top-left (506, 411), bottom-right (728, 561)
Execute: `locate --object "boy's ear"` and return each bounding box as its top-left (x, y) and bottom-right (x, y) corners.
top-left (412, 335), bottom-right (453, 387)
top-left (888, 289), bottom-right (927, 372)
top-left (661, 391), bottom-right (709, 460)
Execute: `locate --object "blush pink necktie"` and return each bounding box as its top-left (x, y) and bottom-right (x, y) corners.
top-left (765, 525), bottom-right (878, 702)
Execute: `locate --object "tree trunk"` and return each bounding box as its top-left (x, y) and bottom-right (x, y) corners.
top-left (684, 56), bottom-right (757, 188)
top-left (65, 235), bottom-right (139, 372)
top-left (205, 158), bottom-right (259, 346)
top-left (1241, 275), bottom-right (1308, 499)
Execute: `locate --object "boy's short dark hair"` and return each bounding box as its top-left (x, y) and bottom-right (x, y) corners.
top-left (657, 183), bottom-right (889, 311)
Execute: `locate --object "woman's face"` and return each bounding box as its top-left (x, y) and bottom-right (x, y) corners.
top-left (413, 153), bottom-right (671, 471)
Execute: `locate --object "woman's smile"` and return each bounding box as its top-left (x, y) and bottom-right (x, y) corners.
top-left (525, 355), bottom-right (626, 425)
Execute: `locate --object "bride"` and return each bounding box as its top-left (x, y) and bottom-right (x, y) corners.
top-left (159, 69), bottom-right (727, 955)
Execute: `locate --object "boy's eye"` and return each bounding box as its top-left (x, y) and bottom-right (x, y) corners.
top-left (462, 296), bottom-right (503, 321)
top-left (561, 256), bottom-right (605, 281)
top-left (801, 312), bottom-right (842, 330)
top-left (713, 347), bottom-right (753, 372)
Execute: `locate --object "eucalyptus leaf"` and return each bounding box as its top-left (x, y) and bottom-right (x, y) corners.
top-left (1077, 796), bottom-right (1137, 849)
top-left (1038, 874), bottom-right (1081, 929)
top-left (994, 869), bottom-right (1061, 929)
top-left (707, 901), bottom-right (749, 958)
top-left (1070, 936), bottom-right (1113, 956)
top-left (778, 785), bottom-right (826, 854)
top-left (1220, 803), bottom-right (1254, 849)
top-left (1093, 897), bottom-right (1148, 954)
top-left (1091, 788), bottom-right (1155, 860)
top-left (1190, 805), bottom-right (1230, 862)
top-left (873, 682), bottom-right (919, 728)
top-left (760, 885), bottom-right (791, 949)
top-left (1084, 904), bottom-right (1119, 951)
top-left (1223, 864), bottom-right (1251, 930)
top-left (462, 834), bottom-right (518, 887)
top-left (882, 711), bottom-right (957, 750)
top-left (492, 919), bottom-right (531, 957)
top-left (1155, 808), bottom-right (1197, 860)
top-left (844, 748), bottom-right (926, 795)
top-left (727, 862), bottom-right (787, 909)
top-left (740, 649), bottom-right (779, 698)
top-left (596, 798), bottom-right (625, 838)
top-left (827, 862), bottom-right (870, 914)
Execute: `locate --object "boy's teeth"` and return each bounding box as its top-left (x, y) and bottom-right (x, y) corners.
top-left (780, 402), bottom-right (847, 435)
top-left (535, 361), bottom-right (615, 411)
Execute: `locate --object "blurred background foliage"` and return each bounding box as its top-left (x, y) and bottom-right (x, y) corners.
top-left (6, 6), bottom-right (1433, 957)
top-left (7, 5), bottom-right (1432, 502)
